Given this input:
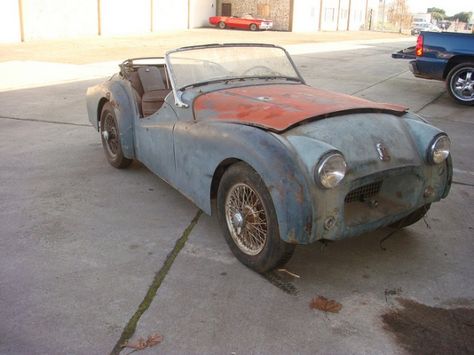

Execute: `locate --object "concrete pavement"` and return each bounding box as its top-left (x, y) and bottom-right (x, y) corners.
top-left (0, 30), bottom-right (473, 354)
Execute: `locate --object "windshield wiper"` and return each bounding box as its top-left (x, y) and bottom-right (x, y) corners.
top-left (179, 76), bottom-right (301, 91)
top-left (263, 76), bottom-right (301, 82)
top-left (179, 78), bottom-right (231, 91)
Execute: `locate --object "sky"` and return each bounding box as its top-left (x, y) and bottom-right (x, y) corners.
top-left (407, 0), bottom-right (474, 16)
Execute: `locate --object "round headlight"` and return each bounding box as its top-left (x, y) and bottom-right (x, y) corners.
top-left (316, 153), bottom-right (347, 189)
top-left (428, 134), bottom-right (450, 164)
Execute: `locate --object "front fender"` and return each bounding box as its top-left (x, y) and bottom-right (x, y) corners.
top-left (173, 121), bottom-right (313, 244)
top-left (86, 78), bottom-right (137, 159)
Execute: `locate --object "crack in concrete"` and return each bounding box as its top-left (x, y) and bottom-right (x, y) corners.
top-left (452, 181), bottom-right (474, 187)
top-left (415, 91), bottom-right (445, 113)
top-left (0, 115), bottom-right (92, 127)
top-left (350, 69), bottom-right (409, 95)
top-left (110, 209), bottom-right (203, 355)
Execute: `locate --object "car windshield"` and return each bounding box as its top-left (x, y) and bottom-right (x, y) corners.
top-left (166, 45), bottom-right (301, 90)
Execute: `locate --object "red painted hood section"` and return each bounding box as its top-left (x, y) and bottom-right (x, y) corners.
top-left (193, 84), bottom-right (407, 132)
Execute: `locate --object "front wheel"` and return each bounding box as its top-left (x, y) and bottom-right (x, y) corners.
top-left (249, 23), bottom-right (258, 31)
top-left (446, 62), bottom-right (474, 105)
top-left (218, 21), bottom-right (226, 29)
top-left (217, 162), bottom-right (295, 273)
top-left (100, 102), bottom-right (132, 169)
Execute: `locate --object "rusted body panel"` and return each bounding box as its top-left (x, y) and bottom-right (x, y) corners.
top-left (281, 112), bottom-right (450, 242)
top-left (86, 48), bottom-right (452, 246)
top-left (86, 75), bottom-right (137, 159)
top-left (194, 84), bottom-right (407, 132)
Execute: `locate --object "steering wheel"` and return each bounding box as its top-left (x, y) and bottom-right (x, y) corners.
top-left (242, 65), bottom-right (281, 76)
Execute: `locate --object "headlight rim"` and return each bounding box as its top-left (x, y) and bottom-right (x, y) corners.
top-left (315, 151), bottom-right (347, 189)
top-left (427, 133), bottom-right (450, 165)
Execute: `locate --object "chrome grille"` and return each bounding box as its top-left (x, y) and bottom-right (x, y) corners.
top-left (345, 181), bottom-right (383, 203)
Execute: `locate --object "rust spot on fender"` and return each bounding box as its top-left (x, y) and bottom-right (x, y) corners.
top-left (304, 220), bottom-right (312, 235)
top-left (295, 184), bottom-right (305, 204)
top-left (110, 100), bottom-right (120, 109)
top-left (286, 229), bottom-right (298, 244)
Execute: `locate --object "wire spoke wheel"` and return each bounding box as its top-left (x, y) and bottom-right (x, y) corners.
top-left (102, 112), bottom-right (119, 158)
top-left (217, 162), bottom-right (295, 272)
top-left (224, 183), bottom-right (268, 256)
top-left (99, 102), bottom-right (132, 169)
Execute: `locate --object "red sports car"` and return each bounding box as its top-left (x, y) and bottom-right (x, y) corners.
top-left (209, 14), bottom-right (273, 31)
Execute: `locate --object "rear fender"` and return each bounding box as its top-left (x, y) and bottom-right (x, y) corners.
top-left (443, 55), bottom-right (474, 79)
top-left (86, 79), bottom-right (137, 159)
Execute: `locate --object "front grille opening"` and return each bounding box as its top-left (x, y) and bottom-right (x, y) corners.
top-left (345, 181), bottom-right (383, 203)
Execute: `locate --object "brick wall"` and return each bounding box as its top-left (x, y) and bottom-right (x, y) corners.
top-left (217, 0), bottom-right (291, 31)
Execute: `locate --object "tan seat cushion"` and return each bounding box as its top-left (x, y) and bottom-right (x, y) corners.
top-left (142, 89), bottom-right (170, 117)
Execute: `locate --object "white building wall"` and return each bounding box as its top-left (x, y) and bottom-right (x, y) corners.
top-left (0, 0), bottom-right (21, 42)
top-left (348, 0), bottom-right (367, 30)
top-left (100, 0), bottom-right (150, 36)
top-left (153, 0), bottom-right (188, 31)
top-left (0, 0), bottom-right (368, 42)
top-left (292, 0), bottom-right (320, 32)
top-left (337, 0), bottom-right (349, 30)
top-left (22, 0), bottom-right (97, 40)
top-left (189, 0), bottom-right (216, 28)
top-left (320, 0), bottom-right (338, 31)
top-left (320, 0), bottom-right (366, 31)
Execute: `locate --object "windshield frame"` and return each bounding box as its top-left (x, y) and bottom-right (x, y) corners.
top-left (164, 43), bottom-right (305, 108)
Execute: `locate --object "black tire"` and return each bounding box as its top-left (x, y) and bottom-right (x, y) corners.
top-left (389, 204), bottom-right (431, 229)
top-left (217, 162), bottom-right (295, 273)
top-left (446, 62), bottom-right (474, 106)
top-left (249, 23), bottom-right (258, 31)
top-left (100, 102), bottom-right (132, 169)
top-left (218, 21), bottom-right (226, 29)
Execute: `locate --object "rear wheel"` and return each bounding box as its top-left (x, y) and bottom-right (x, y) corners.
top-left (446, 62), bottom-right (474, 105)
top-left (249, 23), bottom-right (258, 31)
top-left (389, 204), bottom-right (431, 229)
top-left (100, 102), bottom-right (132, 169)
top-left (218, 21), bottom-right (226, 29)
top-left (217, 162), bottom-right (295, 273)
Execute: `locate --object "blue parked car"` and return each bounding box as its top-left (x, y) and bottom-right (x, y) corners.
top-left (87, 44), bottom-right (452, 272)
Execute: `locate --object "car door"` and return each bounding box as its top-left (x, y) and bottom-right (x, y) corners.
top-left (233, 18), bottom-right (249, 29)
top-left (134, 99), bottom-right (178, 185)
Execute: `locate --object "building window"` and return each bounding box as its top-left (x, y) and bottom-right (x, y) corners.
top-left (325, 8), bottom-right (335, 22)
top-left (222, 3), bottom-right (231, 17)
top-left (257, 4), bottom-right (270, 18)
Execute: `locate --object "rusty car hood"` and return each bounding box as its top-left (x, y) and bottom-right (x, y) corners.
top-left (193, 84), bottom-right (407, 132)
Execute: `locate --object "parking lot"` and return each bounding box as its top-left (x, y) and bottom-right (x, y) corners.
top-left (1, 30), bottom-right (473, 354)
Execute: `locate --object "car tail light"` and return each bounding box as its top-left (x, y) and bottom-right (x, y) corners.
top-left (416, 35), bottom-right (424, 56)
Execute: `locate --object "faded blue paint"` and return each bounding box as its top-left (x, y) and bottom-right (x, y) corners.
top-left (86, 75), bottom-right (137, 159)
top-left (86, 62), bottom-right (452, 246)
top-left (280, 111), bottom-right (451, 242)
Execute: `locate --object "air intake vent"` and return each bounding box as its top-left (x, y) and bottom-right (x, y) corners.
top-left (345, 181), bottom-right (383, 203)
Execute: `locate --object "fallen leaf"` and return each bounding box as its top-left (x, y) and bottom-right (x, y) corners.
top-left (145, 333), bottom-right (163, 347)
top-left (123, 332), bottom-right (163, 351)
top-left (309, 296), bottom-right (342, 313)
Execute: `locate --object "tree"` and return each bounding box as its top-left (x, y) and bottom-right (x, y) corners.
top-left (387, 0), bottom-right (410, 31)
top-left (427, 7), bottom-right (445, 21)
top-left (427, 7), bottom-right (446, 16)
top-left (430, 12), bottom-right (444, 21)
top-left (450, 12), bottom-right (472, 23)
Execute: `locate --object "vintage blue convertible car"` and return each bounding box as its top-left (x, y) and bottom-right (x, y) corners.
top-left (87, 44), bottom-right (452, 272)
